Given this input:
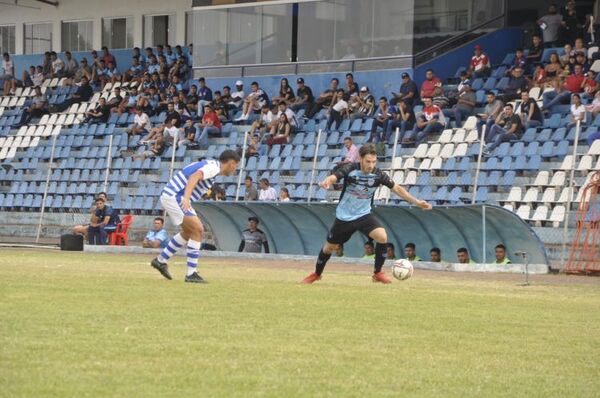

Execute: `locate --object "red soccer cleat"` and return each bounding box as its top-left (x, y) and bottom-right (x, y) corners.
top-left (301, 272), bottom-right (322, 284)
top-left (372, 271), bottom-right (392, 284)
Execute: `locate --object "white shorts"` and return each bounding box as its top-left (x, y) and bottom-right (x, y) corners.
top-left (160, 194), bottom-right (197, 226)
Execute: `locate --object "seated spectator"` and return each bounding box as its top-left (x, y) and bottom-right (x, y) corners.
top-left (63, 51), bottom-right (78, 78)
top-left (542, 64), bottom-right (585, 112)
top-left (272, 77), bottom-right (295, 106)
top-left (345, 73), bottom-right (359, 97)
top-left (52, 76), bottom-right (93, 112)
top-left (387, 243), bottom-right (396, 260)
top-left (195, 105), bottom-right (222, 144)
top-left (456, 247), bottom-right (475, 264)
top-left (305, 77), bottom-right (338, 119)
top-left (113, 87), bottom-right (140, 115)
top-left (41, 51), bottom-right (52, 77)
top-left (91, 59), bottom-right (108, 86)
top-left (532, 64), bottom-right (547, 88)
top-left (177, 119), bottom-right (198, 147)
top-left (405, 97), bottom-right (445, 144)
top-left (362, 241), bottom-right (375, 260)
top-left (258, 178), bottom-right (277, 201)
top-left (568, 94), bottom-right (586, 128)
top-left (50, 51), bottom-right (65, 78)
top-left (101, 46), bottom-right (116, 67)
top-left (88, 197), bottom-right (118, 245)
top-left (537, 4), bottom-right (563, 48)
top-left (573, 37), bottom-right (587, 58)
top-left (279, 187), bottom-right (291, 202)
top-left (403, 242), bottom-right (422, 261)
top-left (71, 192), bottom-right (110, 238)
top-left (544, 53), bottom-right (563, 83)
top-left (369, 97), bottom-right (395, 143)
top-left (432, 86), bottom-right (449, 110)
top-left (526, 34), bottom-right (543, 65)
top-left (21, 65), bottom-right (36, 88)
top-left (468, 44), bottom-right (491, 78)
top-left (484, 104), bottom-right (523, 154)
top-left (430, 247), bottom-right (441, 262)
top-left (143, 217), bottom-right (169, 249)
top-left (105, 87), bottom-right (123, 112)
top-left (519, 91), bottom-right (543, 129)
top-left (385, 100), bottom-right (415, 143)
top-left (583, 70), bottom-right (598, 98)
top-left (511, 48), bottom-right (527, 72)
top-left (17, 86), bottom-right (48, 126)
top-left (127, 107), bottom-right (151, 137)
top-left (31, 65), bottom-right (45, 87)
top-left (325, 89), bottom-right (349, 131)
top-left (447, 71), bottom-right (469, 104)
top-left (141, 119), bottom-right (169, 144)
top-left (266, 113), bottom-right (292, 146)
top-left (238, 217), bottom-right (270, 253)
top-left (135, 133), bottom-right (165, 160)
top-left (84, 97), bottom-right (110, 124)
top-left (237, 81), bottom-right (269, 120)
top-left (560, 44), bottom-right (573, 66)
top-left (1, 52), bottom-right (16, 95)
top-left (449, 82), bottom-right (476, 127)
top-left (585, 91), bottom-right (600, 119)
top-left (157, 72), bottom-right (171, 93)
top-left (246, 134), bottom-right (266, 157)
top-left (164, 44), bottom-right (177, 66)
top-left (196, 77), bottom-right (213, 117)
top-left (124, 56), bottom-right (143, 82)
top-left (502, 67), bottom-right (529, 102)
top-left (164, 102), bottom-right (181, 127)
top-left (493, 244), bottom-right (511, 265)
top-left (229, 81), bottom-right (245, 109)
top-left (340, 137), bottom-right (359, 164)
top-left (173, 96), bottom-right (192, 123)
top-left (147, 55), bottom-right (160, 75)
top-left (249, 104), bottom-right (275, 136)
top-left (290, 77), bottom-right (314, 112)
top-left (420, 69), bottom-right (442, 99)
top-left (391, 72), bottom-right (418, 106)
top-left (244, 176), bottom-right (258, 201)
top-left (349, 86), bottom-right (375, 120)
top-left (274, 101), bottom-right (297, 129)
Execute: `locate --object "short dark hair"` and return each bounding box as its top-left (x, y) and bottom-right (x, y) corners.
top-left (430, 247), bottom-right (441, 255)
top-left (280, 187), bottom-right (289, 195)
top-left (2, 52), bottom-right (9, 57)
top-left (364, 241), bottom-right (374, 247)
top-left (219, 149), bottom-right (241, 163)
top-left (485, 91), bottom-right (495, 97)
top-left (245, 176), bottom-right (253, 181)
top-left (214, 90), bottom-right (221, 95)
top-left (425, 68), bottom-right (434, 73)
top-left (495, 244), bottom-right (506, 250)
top-left (516, 48), bottom-right (523, 52)
top-left (572, 93), bottom-right (581, 100)
top-left (457, 247), bottom-right (468, 254)
top-left (343, 136), bottom-right (352, 142)
top-left (346, 73), bottom-right (354, 78)
top-left (199, 77), bottom-right (205, 82)
top-left (504, 103), bottom-right (514, 109)
top-left (331, 78), bottom-right (339, 83)
top-left (98, 191), bottom-right (107, 198)
top-left (224, 85), bottom-right (231, 90)
top-left (251, 81), bottom-right (259, 86)
top-left (154, 217), bottom-right (164, 223)
top-left (95, 197), bottom-right (105, 203)
top-left (388, 243), bottom-right (395, 250)
top-left (359, 143), bottom-right (377, 157)
top-left (260, 178), bottom-right (270, 185)
top-left (379, 96), bottom-right (387, 102)
top-left (405, 242), bottom-right (416, 250)
top-left (336, 89), bottom-right (345, 94)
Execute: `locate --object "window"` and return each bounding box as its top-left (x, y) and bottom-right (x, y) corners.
top-left (144, 14), bottom-right (176, 47)
top-left (24, 23), bottom-right (53, 54)
top-left (103, 17), bottom-right (133, 49)
top-left (61, 20), bottom-right (93, 52)
top-left (0, 25), bottom-right (16, 55)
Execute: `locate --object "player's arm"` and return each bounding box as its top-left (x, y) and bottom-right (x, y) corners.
top-left (180, 169), bottom-right (204, 211)
top-left (391, 184), bottom-right (432, 210)
top-left (320, 163), bottom-right (353, 189)
top-left (319, 174), bottom-right (338, 190)
top-left (238, 239), bottom-right (245, 252)
top-left (263, 234), bottom-right (270, 253)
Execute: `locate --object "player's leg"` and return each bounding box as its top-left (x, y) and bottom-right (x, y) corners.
top-left (151, 196), bottom-right (188, 280)
top-left (360, 216), bottom-right (392, 284)
top-left (302, 219), bottom-right (352, 283)
top-left (180, 215), bottom-right (207, 283)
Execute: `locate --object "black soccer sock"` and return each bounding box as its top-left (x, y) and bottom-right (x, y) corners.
top-left (315, 249), bottom-right (332, 276)
top-left (374, 243), bottom-right (388, 273)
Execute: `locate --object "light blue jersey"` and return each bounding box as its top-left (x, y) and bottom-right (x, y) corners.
top-left (333, 163), bottom-right (394, 221)
top-left (162, 159), bottom-right (220, 202)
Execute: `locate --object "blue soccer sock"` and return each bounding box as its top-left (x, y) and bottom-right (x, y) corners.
top-left (186, 239), bottom-right (201, 276)
top-left (157, 233), bottom-right (187, 264)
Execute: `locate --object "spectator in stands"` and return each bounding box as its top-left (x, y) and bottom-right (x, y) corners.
top-left (177, 119), bottom-right (198, 147)
top-left (258, 178), bottom-right (277, 201)
top-left (450, 82), bottom-right (476, 127)
top-left (101, 46), bottom-right (116, 67)
top-left (147, 56), bottom-right (160, 75)
top-left (247, 134), bottom-right (266, 157)
top-left (447, 71), bottom-right (469, 104)
top-left (568, 93), bottom-right (586, 128)
top-left (512, 48), bottom-right (527, 72)
top-left (32, 65), bottom-right (45, 87)
top-left (84, 97), bottom-right (110, 124)
top-left (583, 70), bottom-right (598, 98)
top-left (237, 81), bottom-right (269, 120)
top-left (503, 67), bottom-right (529, 102)
top-left (483, 104), bottom-right (523, 154)
top-left (468, 44), bottom-right (491, 78)
top-left (88, 197), bottom-right (116, 245)
top-left (527, 34), bottom-right (543, 65)
top-left (164, 45), bottom-right (177, 66)
top-left (21, 65), bottom-right (36, 88)
top-left (407, 96), bottom-right (445, 144)
top-left (195, 104), bottom-right (222, 143)
top-left (325, 89), bottom-right (349, 131)
top-left (532, 64), bottom-right (547, 88)
top-left (369, 97), bottom-right (395, 143)
top-left (274, 101), bottom-right (297, 129)
top-left (456, 247), bottom-right (475, 264)
top-left (124, 56), bottom-right (143, 82)
top-left (345, 73), bottom-right (359, 96)
top-left (238, 217), bottom-right (270, 253)
top-left (92, 59), bottom-right (108, 86)
top-left (106, 87), bottom-right (123, 113)
top-left (538, 4), bottom-right (564, 48)
top-left (494, 244), bottom-right (511, 265)
top-left (165, 102), bottom-right (181, 127)
top-left (340, 136), bottom-right (359, 164)
top-left (42, 51), bottom-right (52, 77)
top-left (229, 81), bottom-right (245, 109)
top-left (141, 118), bottom-right (169, 144)
top-left (72, 192), bottom-right (109, 238)
top-left (290, 77), bottom-right (314, 112)
top-left (244, 176), bottom-right (258, 201)
top-left (420, 69), bottom-right (442, 99)
top-left (385, 100), bottom-right (415, 143)
top-left (349, 86), bottom-right (375, 120)
top-left (545, 53), bottom-right (563, 83)
top-left (520, 91), bottom-right (544, 129)
top-left (306, 78), bottom-right (339, 119)
top-left (266, 113), bottom-right (292, 146)
top-left (17, 86), bottom-right (48, 126)
top-left (430, 247), bottom-right (441, 262)
top-left (50, 51), bottom-right (65, 78)
top-left (272, 77), bottom-right (295, 106)
top-left (143, 218), bottom-right (169, 249)
top-left (387, 243), bottom-right (396, 260)
top-left (135, 134), bottom-right (165, 160)
top-left (196, 77), bottom-right (213, 117)
top-left (542, 63), bottom-right (585, 111)
top-left (561, 44), bottom-right (573, 66)
top-left (53, 76), bottom-right (93, 112)
top-left (362, 241), bottom-right (375, 260)
top-left (432, 86), bottom-right (449, 110)
top-left (403, 243), bottom-right (422, 261)
top-left (279, 187), bottom-right (291, 202)
top-left (64, 51), bottom-right (78, 78)
top-left (1, 53), bottom-right (16, 95)
top-left (113, 87), bottom-right (139, 115)
top-left (585, 91), bottom-right (600, 119)
top-left (127, 107), bottom-right (151, 137)
top-left (249, 104), bottom-right (274, 136)
top-left (391, 72), bottom-right (418, 106)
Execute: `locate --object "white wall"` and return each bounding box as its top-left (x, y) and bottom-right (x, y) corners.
top-left (0, 0), bottom-right (193, 54)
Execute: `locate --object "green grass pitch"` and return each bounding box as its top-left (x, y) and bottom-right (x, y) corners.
top-left (1, 249), bottom-right (599, 397)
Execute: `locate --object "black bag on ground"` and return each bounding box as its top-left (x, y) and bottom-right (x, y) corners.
top-left (60, 234), bottom-right (84, 251)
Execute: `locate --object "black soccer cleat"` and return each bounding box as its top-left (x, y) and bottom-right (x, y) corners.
top-left (150, 257), bottom-right (172, 280)
top-left (185, 272), bottom-right (207, 284)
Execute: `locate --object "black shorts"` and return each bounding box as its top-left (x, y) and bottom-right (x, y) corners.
top-left (326, 214), bottom-right (383, 245)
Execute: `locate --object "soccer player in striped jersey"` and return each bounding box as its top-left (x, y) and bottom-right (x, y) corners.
top-left (151, 150), bottom-right (240, 283)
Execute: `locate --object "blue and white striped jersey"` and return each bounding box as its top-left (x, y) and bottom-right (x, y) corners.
top-left (162, 159), bottom-right (220, 202)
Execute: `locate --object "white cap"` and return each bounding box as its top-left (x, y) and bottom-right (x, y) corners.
top-left (235, 80), bottom-right (243, 86)
top-left (360, 86), bottom-right (368, 92)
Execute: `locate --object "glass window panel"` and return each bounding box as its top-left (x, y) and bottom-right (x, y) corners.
top-left (191, 9), bottom-right (227, 66)
top-left (0, 25), bottom-right (16, 55)
top-left (103, 17), bottom-right (132, 49)
top-left (144, 15), bottom-right (174, 47)
top-left (61, 21), bottom-right (93, 52)
top-left (260, 4), bottom-right (293, 63)
top-left (227, 6), bottom-right (261, 65)
top-left (24, 23), bottom-right (52, 54)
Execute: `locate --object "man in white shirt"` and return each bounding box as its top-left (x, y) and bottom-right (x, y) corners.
top-left (274, 101), bottom-right (297, 127)
top-left (326, 89), bottom-right (348, 131)
top-left (2, 52), bottom-right (16, 95)
top-left (51, 51), bottom-right (65, 78)
top-left (127, 107), bottom-right (152, 136)
top-left (568, 93), bottom-right (586, 128)
top-left (258, 178), bottom-right (277, 201)
top-left (229, 80), bottom-right (245, 109)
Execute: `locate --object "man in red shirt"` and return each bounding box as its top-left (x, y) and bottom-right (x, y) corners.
top-left (420, 69), bottom-right (442, 99)
top-left (468, 44), bottom-right (491, 78)
top-left (542, 64), bottom-right (585, 112)
top-left (195, 105), bottom-right (222, 143)
top-left (101, 46), bottom-right (116, 68)
top-left (404, 97), bottom-right (446, 144)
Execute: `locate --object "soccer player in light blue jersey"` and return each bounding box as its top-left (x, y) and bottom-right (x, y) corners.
top-left (302, 144), bottom-right (432, 284)
top-left (150, 150), bottom-right (240, 283)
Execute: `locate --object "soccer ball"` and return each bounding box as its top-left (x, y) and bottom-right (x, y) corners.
top-left (392, 259), bottom-right (414, 281)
